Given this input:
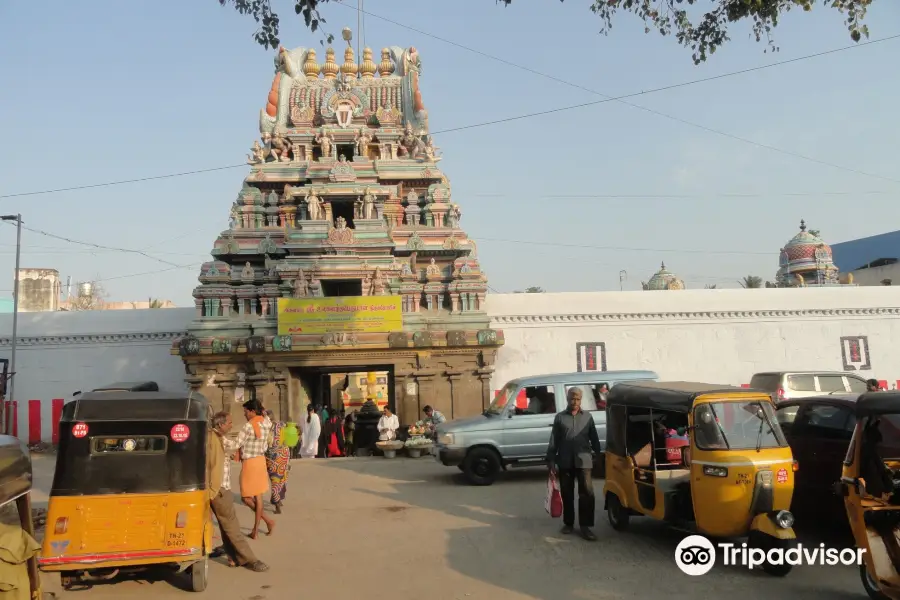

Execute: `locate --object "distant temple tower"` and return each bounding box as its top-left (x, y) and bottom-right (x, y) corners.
top-left (172, 35), bottom-right (503, 425)
top-left (775, 220), bottom-right (853, 287)
top-left (642, 262), bottom-right (685, 290)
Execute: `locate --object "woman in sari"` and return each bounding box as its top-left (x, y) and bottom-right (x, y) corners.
top-left (224, 399), bottom-right (275, 539)
top-left (264, 410), bottom-right (291, 515)
top-left (299, 403), bottom-right (321, 459)
top-left (324, 411), bottom-right (345, 457)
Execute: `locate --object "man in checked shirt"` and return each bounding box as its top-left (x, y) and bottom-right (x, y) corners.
top-left (208, 411), bottom-right (269, 571)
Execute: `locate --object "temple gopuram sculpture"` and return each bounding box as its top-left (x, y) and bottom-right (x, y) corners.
top-left (642, 262), bottom-right (685, 290)
top-left (774, 220), bottom-right (854, 287)
top-left (173, 32), bottom-right (502, 426)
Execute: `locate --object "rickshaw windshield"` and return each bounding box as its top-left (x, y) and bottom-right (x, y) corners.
top-left (693, 400), bottom-right (787, 451)
top-left (486, 384), bottom-right (515, 416)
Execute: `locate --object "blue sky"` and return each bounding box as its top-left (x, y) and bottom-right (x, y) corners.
top-left (1, 0), bottom-right (898, 303)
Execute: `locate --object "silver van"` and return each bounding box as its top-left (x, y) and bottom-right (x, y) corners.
top-left (749, 371), bottom-right (870, 403)
top-left (433, 370), bottom-right (659, 485)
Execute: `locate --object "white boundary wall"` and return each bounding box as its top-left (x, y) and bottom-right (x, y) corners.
top-left (1, 286), bottom-right (899, 442)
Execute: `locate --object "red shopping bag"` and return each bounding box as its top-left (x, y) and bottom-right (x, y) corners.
top-left (544, 472), bottom-right (563, 518)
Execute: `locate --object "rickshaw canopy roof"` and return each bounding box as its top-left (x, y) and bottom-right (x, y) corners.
top-left (0, 435), bottom-right (32, 507)
top-left (91, 381), bottom-right (160, 392)
top-left (62, 390), bottom-right (210, 422)
top-left (855, 391), bottom-right (900, 417)
top-left (606, 381), bottom-right (765, 414)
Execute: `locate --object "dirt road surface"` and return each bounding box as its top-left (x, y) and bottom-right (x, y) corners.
top-left (32, 455), bottom-right (862, 600)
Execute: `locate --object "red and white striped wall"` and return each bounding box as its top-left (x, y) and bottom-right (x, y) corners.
top-left (2, 398), bottom-right (66, 445)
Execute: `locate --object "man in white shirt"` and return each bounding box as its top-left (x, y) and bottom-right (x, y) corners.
top-left (378, 407), bottom-right (400, 440)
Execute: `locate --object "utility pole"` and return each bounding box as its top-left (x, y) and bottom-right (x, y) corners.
top-left (619, 270), bottom-right (627, 291)
top-left (1, 214), bottom-right (22, 434)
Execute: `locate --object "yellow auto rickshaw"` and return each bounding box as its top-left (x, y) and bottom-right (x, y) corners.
top-left (603, 381), bottom-right (798, 575)
top-left (836, 390), bottom-right (900, 599)
top-left (0, 434), bottom-right (43, 599)
top-left (39, 384), bottom-right (212, 592)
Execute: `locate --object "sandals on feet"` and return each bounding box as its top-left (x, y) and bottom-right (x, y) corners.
top-left (244, 561), bottom-right (269, 572)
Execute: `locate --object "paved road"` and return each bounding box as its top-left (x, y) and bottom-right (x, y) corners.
top-left (31, 455), bottom-right (863, 600)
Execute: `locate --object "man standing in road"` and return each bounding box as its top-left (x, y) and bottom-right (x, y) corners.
top-left (546, 387), bottom-right (603, 541)
top-left (208, 411), bottom-right (269, 572)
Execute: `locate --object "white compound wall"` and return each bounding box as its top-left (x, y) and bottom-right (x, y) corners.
top-left (2, 286), bottom-right (899, 442)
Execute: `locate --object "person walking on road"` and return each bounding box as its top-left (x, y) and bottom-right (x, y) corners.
top-left (207, 411), bottom-right (269, 572)
top-left (546, 387), bottom-right (603, 541)
top-left (225, 399), bottom-right (275, 539)
top-left (264, 409), bottom-right (291, 514)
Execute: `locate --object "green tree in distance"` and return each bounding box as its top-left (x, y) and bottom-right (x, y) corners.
top-left (514, 286), bottom-right (545, 293)
top-left (218, 0), bottom-right (874, 64)
top-left (740, 275), bottom-right (764, 289)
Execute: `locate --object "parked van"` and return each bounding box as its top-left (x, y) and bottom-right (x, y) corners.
top-left (433, 370), bottom-right (659, 485)
top-left (749, 371), bottom-right (869, 403)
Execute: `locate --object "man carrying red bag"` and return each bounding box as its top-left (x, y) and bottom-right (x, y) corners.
top-left (546, 387), bottom-right (603, 541)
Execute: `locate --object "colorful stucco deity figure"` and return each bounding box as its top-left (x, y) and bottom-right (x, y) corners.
top-left (642, 262), bottom-right (685, 291)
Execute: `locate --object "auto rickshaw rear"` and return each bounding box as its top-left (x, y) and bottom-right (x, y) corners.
top-left (39, 387), bottom-right (212, 592)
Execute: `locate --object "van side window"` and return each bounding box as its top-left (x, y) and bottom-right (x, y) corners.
top-left (817, 375), bottom-right (846, 393)
top-left (605, 405), bottom-right (627, 456)
top-left (800, 404), bottom-right (855, 440)
top-left (519, 385), bottom-right (556, 415)
top-left (787, 375), bottom-right (816, 392)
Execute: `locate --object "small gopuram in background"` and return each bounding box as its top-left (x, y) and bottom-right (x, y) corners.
top-left (173, 32), bottom-right (503, 425)
top-left (772, 220), bottom-right (855, 288)
top-left (642, 262), bottom-right (685, 290)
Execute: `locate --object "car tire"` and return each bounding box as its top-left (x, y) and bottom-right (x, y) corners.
top-left (606, 492), bottom-right (630, 531)
top-left (190, 557), bottom-right (209, 592)
top-left (861, 563), bottom-right (889, 599)
top-left (748, 531), bottom-right (793, 577)
top-left (463, 448), bottom-right (501, 486)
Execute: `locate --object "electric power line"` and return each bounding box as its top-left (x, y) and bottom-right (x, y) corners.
top-left (2, 32), bottom-right (898, 201)
top-left (333, 1), bottom-right (900, 185)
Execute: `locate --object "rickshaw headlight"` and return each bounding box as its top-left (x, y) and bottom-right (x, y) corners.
top-left (702, 465), bottom-right (728, 478)
top-left (54, 517), bottom-right (68, 535)
top-left (775, 510), bottom-right (795, 529)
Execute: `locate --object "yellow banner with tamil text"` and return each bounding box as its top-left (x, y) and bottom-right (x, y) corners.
top-left (276, 296), bottom-right (403, 335)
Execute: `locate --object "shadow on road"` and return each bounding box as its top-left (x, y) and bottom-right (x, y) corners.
top-left (317, 458), bottom-right (860, 600)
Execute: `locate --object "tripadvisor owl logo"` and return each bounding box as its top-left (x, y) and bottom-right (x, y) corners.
top-left (674, 534), bottom-right (866, 575)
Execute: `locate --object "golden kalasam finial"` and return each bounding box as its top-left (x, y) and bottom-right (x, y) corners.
top-left (322, 47), bottom-right (339, 79)
top-left (378, 48), bottom-right (395, 77)
top-left (341, 46), bottom-right (357, 78)
top-left (303, 49), bottom-right (320, 79)
top-left (359, 47), bottom-right (376, 78)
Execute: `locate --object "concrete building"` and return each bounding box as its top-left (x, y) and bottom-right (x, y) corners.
top-left (16, 268), bottom-right (61, 312)
top-left (2, 286), bottom-right (900, 443)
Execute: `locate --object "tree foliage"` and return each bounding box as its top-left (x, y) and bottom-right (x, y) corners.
top-left (514, 286), bottom-right (546, 293)
top-left (67, 282), bottom-right (108, 311)
top-left (740, 275), bottom-right (764, 289)
top-left (219, 0), bottom-right (874, 63)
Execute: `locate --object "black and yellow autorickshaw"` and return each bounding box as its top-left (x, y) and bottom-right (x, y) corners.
top-left (837, 391), bottom-right (900, 599)
top-left (603, 382), bottom-right (798, 575)
top-left (0, 434), bottom-right (43, 599)
top-left (39, 386), bottom-right (212, 592)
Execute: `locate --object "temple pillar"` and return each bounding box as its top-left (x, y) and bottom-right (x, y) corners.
top-left (397, 374), bottom-right (417, 425)
top-left (477, 371), bottom-right (493, 412)
top-left (413, 372), bottom-right (436, 423)
top-left (194, 299), bottom-right (203, 319)
top-left (446, 371), bottom-right (462, 420)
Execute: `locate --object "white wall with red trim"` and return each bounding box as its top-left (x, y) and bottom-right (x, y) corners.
top-left (1, 286), bottom-right (899, 444)
top-left (487, 286), bottom-right (900, 393)
top-left (0, 309), bottom-right (191, 444)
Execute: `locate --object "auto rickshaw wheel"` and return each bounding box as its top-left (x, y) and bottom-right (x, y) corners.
top-left (60, 571), bottom-right (78, 590)
top-left (748, 532), bottom-right (792, 577)
top-left (860, 563), bottom-right (890, 600)
top-left (189, 558), bottom-right (208, 593)
top-left (606, 492), bottom-right (630, 531)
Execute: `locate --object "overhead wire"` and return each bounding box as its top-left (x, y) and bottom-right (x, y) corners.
top-left (332, 1), bottom-right (900, 185)
top-left (2, 32), bottom-right (898, 201)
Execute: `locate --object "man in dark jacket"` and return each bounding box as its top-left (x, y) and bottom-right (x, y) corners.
top-left (547, 387), bottom-right (603, 541)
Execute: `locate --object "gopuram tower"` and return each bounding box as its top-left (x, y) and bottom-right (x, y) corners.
top-left (172, 36), bottom-right (503, 425)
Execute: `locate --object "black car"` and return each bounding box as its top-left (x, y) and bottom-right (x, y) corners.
top-left (774, 393), bottom-right (900, 534)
